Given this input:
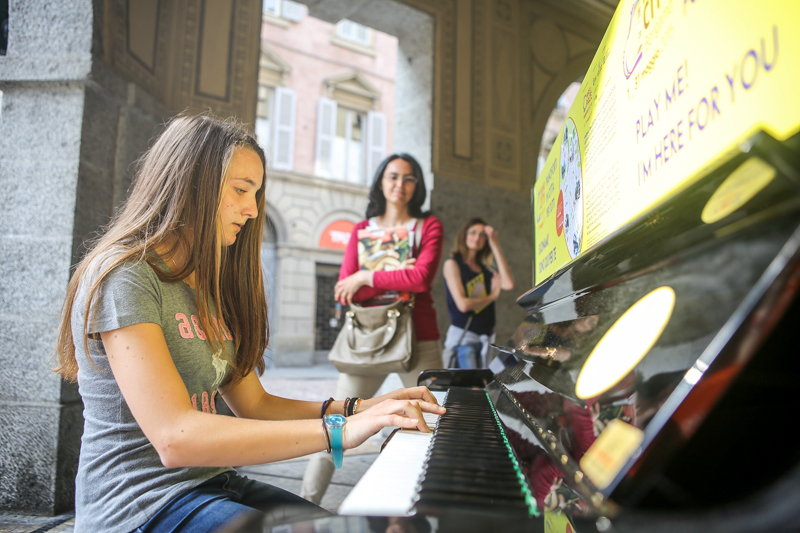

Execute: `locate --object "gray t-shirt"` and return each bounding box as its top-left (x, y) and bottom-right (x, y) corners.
top-left (73, 259), bottom-right (234, 532)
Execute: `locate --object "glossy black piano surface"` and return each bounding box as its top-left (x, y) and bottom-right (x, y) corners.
top-left (220, 133), bottom-right (800, 533)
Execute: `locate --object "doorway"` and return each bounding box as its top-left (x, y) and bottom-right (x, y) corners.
top-left (314, 263), bottom-right (343, 351)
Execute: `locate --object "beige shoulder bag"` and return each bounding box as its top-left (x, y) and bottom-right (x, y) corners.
top-left (328, 219), bottom-right (423, 375)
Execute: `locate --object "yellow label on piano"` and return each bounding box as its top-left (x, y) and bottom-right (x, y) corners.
top-left (580, 418), bottom-right (645, 490)
top-left (544, 509), bottom-right (576, 533)
top-left (701, 157), bottom-right (776, 224)
top-left (534, 0), bottom-right (800, 286)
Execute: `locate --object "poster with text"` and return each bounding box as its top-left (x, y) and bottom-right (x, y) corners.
top-left (534, 0), bottom-right (800, 287)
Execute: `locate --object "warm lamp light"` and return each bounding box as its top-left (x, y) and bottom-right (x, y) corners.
top-left (575, 287), bottom-right (676, 399)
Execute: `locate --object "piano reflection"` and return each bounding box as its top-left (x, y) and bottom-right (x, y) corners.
top-left (221, 1), bottom-right (800, 532)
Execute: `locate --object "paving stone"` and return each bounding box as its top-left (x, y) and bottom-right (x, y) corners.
top-left (0, 513), bottom-right (73, 533)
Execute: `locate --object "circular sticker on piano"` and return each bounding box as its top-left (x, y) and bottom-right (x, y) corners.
top-left (576, 286), bottom-right (675, 400)
top-left (556, 190), bottom-right (564, 236)
top-left (701, 157), bottom-right (775, 225)
top-left (559, 118), bottom-right (584, 259)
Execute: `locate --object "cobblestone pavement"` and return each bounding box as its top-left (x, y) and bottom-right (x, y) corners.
top-left (0, 364), bottom-right (404, 532)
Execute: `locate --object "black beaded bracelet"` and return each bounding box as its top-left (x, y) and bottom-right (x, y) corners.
top-left (321, 419), bottom-right (332, 453)
top-left (343, 397), bottom-right (351, 417)
top-left (320, 397), bottom-right (334, 419)
top-left (347, 396), bottom-right (361, 417)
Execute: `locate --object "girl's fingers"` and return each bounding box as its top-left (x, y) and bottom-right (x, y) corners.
top-left (411, 385), bottom-right (435, 401)
top-left (397, 386), bottom-right (439, 405)
top-left (397, 401), bottom-right (434, 432)
top-left (389, 415), bottom-right (422, 430)
top-left (391, 408), bottom-right (428, 432)
top-left (411, 399), bottom-right (445, 414)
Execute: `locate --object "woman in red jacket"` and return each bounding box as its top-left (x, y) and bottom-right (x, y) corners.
top-left (301, 153), bottom-right (444, 505)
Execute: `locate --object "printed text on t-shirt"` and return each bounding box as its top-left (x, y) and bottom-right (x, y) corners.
top-left (175, 313), bottom-right (233, 340)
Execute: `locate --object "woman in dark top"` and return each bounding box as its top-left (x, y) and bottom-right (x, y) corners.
top-left (442, 217), bottom-right (514, 367)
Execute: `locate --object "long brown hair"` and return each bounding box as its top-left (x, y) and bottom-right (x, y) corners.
top-left (450, 217), bottom-right (493, 267)
top-left (54, 114), bottom-right (269, 386)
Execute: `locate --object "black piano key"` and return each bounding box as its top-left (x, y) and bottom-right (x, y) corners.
top-left (414, 492), bottom-right (529, 511)
top-left (417, 480), bottom-right (525, 497)
top-left (421, 455), bottom-right (513, 469)
top-left (419, 467), bottom-right (520, 481)
top-left (420, 466), bottom-right (520, 480)
top-left (411, 388), bottom-right (537, 517)
top-left (416, 484), bottom-right (526, 501)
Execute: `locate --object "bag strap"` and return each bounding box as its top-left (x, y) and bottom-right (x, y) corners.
top-left (407, 218), bottom-right (424, 258)
top-left (455, 315), bottom-right (474, 346)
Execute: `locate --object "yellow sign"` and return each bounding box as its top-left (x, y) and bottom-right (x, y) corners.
top-left (580, 419), bottom-right (645, 489)
top-left (544, 509), bottom-right (576, 533)
top-left (534, 0), bottom-right (800, 285)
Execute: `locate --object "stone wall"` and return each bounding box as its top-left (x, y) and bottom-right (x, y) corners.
top-left (0, 80), bottom-right (85, 514)
top-left (1, 0), bottom-right (86, 514)
top-left (430, 175), bottom-right (531, 345)
top-left (0, 27), bottom-right (169, 520)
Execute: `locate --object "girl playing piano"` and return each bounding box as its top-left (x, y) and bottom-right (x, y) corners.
top-left (54, 115), bottom-right (443, 533)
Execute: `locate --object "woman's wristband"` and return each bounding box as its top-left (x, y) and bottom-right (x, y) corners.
top-left (321, 420), bottom-right (332, 453)
top-left (320, 397), bottom-right (334, 418)
top-left (346, 397), bottom-right (362, 416)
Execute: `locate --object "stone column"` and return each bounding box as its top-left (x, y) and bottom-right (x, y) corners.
top-left (0, 0), bottom-right (94, 514)
top-left (0, 0), bottom-right (169, 514)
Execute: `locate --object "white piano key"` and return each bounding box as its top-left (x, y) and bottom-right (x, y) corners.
top-left (338, 390), bottom-right (448, 516)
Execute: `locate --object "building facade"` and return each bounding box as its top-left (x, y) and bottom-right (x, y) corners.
top-left (255, 2), bottom-right (398, 366)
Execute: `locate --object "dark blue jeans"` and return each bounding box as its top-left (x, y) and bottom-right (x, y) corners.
top-left (135, 472), bottom-right (331, 533)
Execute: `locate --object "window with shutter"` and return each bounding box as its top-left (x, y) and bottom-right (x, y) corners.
top-left (332, 108), bottom-right (364, 184)
top-left (335, 20), bottom-right (372, 47)
top-left (315, 98), bottom-right (338, 178)
top-left (262, 0), bottom-right (278, 16)
top-left (320, 72), bottom-right (387, 183)
top-left (255, 85), bottom-right (274, 157)
top-left (366, 111), bottom-right (387, 181)
top-left (281, 0), bottom-right (304, 22)
top-left (272, 86), bottom-right (296, 171)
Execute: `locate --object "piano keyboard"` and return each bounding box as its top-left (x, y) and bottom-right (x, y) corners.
top-left (339, 389), bottom-right (536, 517)
top-left (413, 388), bottom-right (536, 516)
top-left (338, 391), bottom-right (446, 516)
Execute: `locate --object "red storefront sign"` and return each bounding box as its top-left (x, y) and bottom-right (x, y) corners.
top-left (318, 220), bottom-right (354, 250)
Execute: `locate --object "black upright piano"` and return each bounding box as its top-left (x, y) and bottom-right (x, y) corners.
top-left (221, 135), bottom-right (800, 533)
top-left (221, 1), bottom-right (800, 531)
